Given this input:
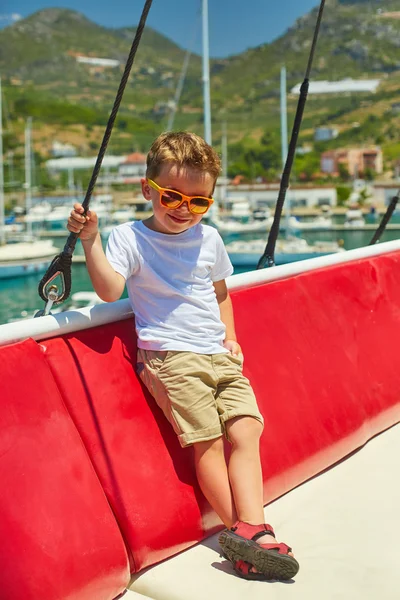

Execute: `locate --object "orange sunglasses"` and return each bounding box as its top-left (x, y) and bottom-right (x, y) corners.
top-left (147, 179), bottom-right (214, 215)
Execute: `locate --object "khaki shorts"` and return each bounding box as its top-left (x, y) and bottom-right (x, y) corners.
top-left (136, 348), bottom-right (264, 448)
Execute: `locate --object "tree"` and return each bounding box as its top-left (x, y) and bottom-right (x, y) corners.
top-left (336, 185), bottom-right (351, 206)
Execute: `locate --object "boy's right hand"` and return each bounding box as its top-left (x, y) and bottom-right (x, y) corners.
top-left (67, 203), bottom-right (99, 242)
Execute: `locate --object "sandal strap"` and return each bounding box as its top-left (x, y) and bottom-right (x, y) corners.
top-left (235, 559), bottom-right (252, 575)
top-left (251, 525), bottom-right (275, 542)
top-left (259, 542), bottom-right (293, 555)
top-left (230, 521), bottom-right (276, 541)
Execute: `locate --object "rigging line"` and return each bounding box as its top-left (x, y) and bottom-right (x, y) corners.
top-left (257, 0), bottom-right (326, 270)
top-left (369, 191), bottom-right (399, 245)
top-left (36, 0), bottom-right (154, 307)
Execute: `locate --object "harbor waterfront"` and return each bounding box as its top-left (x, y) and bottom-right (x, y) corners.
top-left (1, 216), bottom-right (400, 325)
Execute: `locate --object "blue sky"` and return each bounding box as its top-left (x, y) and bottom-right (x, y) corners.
top-left (1, 1), bottom-right (319, 58)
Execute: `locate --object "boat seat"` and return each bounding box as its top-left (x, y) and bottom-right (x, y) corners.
top-left (42, 319), bottom-right (214, 573)
top-left (130, 423), bottom-right (400, 600)
top-left (0, 338), bottom-right (130, 600)
top-left (41, 250), bottom-right (400, 576)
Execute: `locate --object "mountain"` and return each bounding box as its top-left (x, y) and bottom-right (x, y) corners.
top-left (213, 0), bottom-right (400, 98)
top-left (0, 9), bottom-right (200, 97)
top-left (2, 1), bottom-right (400, 173)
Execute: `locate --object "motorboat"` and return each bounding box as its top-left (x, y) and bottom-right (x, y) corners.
top-left (210, 214), bottom-right (274, 234)
top-left (225, 237), bottom-right (345, 267)
top-left (0, 238), bottom-right (59, 279)
top-left (344, 208), bottom-right (365, 228)
top-left (288, 214), bottom-right (333, 230)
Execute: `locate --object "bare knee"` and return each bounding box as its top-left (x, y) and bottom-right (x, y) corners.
top-left (193, 436), bottom-right (224, 459)
top-left (226, 416), bottom-right (263, 448)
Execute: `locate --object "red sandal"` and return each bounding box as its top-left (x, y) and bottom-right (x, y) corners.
top-left (219, 521), bottom-right (299, 581)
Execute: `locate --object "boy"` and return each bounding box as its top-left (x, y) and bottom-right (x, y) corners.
top-left (67, 131), bottom-right (299, 581)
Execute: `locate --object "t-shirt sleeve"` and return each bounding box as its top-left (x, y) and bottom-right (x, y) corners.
top-left (105, 225), bottom-right (139, 280)
top-left (210, 230), bottom-right (234, 281)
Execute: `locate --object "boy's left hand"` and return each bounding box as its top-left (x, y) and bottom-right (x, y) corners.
top-left (223, 339), bottom-right (243, 361)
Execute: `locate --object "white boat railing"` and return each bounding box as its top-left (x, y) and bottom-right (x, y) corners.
top-left (1, 239), bottom-right (400, 346)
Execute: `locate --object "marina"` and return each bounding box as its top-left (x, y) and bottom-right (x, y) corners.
top-left (1, 240), bottom-right (400, 600)
top-left (2, 222), bottom-right (400, 324)
top-left (1, 1), bottom-right (400, 598)
top-left (31, 220), bottom-right (400, 236)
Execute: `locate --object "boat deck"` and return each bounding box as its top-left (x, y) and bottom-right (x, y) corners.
top-left (129, 423), bottom-right (400, 600)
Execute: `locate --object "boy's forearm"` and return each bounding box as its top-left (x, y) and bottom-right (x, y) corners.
top-left (81, 233), bottom-right (124, 302)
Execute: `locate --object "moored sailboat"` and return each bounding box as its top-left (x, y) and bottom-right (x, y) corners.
top-left (226, 236), bottom-right (345, 267)
top-left (0, 85), bottom-right (58, 279)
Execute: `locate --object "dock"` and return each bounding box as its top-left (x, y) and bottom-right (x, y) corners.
top-left (36, 223), bottom-right (400, 239)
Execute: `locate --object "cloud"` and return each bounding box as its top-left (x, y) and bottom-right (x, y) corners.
top-left (0, 14), bottom-right (22, 23)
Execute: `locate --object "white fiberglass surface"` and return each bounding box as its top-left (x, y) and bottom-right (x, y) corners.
top-left (129, 423), bottom-right (400, 600)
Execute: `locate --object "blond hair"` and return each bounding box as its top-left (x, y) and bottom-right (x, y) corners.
top-left (146, 131), bottom-right (221, 184)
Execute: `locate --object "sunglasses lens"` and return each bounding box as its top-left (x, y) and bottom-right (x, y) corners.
top-left (190, 198), bottom-right (211, 214)
top-left (161, 190), bottom-right (182, 208)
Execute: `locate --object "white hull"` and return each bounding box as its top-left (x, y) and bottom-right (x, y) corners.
top-left (226, 238), bottom-right (344, 267)
top-left (0, 240), bottom-right (58, 279)
top-left (344, 219), bottom-right (366, 228)
top-left (211, 216), bottom-right (273, 234)
top-left (0, 257), bottom-right (54, 279)
top-left (289, 216), bottom-right (333, 230)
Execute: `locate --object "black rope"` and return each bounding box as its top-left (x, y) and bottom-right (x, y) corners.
top-left (37, 0), bottom-right (154, 305)
top-left (369, 192), bottom-right (399, 245)
top-left (257, 0), bottom-right (326, 269)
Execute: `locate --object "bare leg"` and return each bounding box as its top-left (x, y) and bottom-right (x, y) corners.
top-left (193, 436), bottom-right (237, 528)
top-left (226, 416), bottom-right (293, 554)
top-left (193, 421), bottom-right (294, 571)
top-left (226, 416), bottom-right (264, 523)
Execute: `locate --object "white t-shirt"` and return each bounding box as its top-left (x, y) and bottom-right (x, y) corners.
top-left (106, 221), bottom-right (234, 354)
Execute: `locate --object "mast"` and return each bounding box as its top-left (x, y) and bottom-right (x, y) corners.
top-left (202, 0), bottom-right (212, 144)
top-left (0, 78), bottom-right (5, 246)
top-left (167, 24), bottom-right (197, 132)
top-left (24, 117), bottom-right (33, 239)
top-left (221, 119), bottom-right (228, 205)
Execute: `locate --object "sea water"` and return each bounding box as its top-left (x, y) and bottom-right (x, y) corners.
top-left (1, 218), bottom-right (400, 325)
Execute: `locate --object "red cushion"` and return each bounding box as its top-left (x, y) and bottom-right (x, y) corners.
top-left (232, 252), bottom-right (400, 500)
top-left (0, 339), bottom-right (129, 599)
top-left (43, 251), bottom-right (400, 574)
top-left (43, 320), bottom-right (214, 573)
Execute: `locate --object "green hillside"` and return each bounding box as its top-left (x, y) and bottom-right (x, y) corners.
top-left (2, 0), bottom-right (400, 187)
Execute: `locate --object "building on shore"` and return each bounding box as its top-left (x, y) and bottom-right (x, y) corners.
top-left (314, 127), bottom-right (339, 142)
top-left (215, 183), bottom-right (338, 209)
top-left (291, 79), bottom-right (381, 95)
top-left (117, 153), bottom-right (147, 181)
top-left (46, 156), bottom-right (126, 174)
top-left (46, 153), bottom-right (147, 186)
top-left (321, 147), bottom-right (383, 178)
top-left (51, 141), bottom-right (77, 158)
top-left (373, 183), bottom-right (400, 207)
